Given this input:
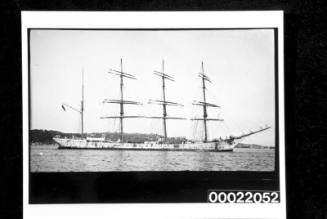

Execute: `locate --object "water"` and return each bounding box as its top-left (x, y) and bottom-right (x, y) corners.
top-left (30, 144), bottom-right (275, 172)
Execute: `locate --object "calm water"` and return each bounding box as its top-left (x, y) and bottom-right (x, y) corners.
top-left (30, 144), bottom-right (275, 172)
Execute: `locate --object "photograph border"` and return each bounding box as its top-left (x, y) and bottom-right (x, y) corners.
top-left (27, 27), bottom-right (280, 203)
top-left (22, 11), bottom-right (285, 219)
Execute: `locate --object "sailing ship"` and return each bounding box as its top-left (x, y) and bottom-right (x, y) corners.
top-left (53, 59), bottom-right (270, 152)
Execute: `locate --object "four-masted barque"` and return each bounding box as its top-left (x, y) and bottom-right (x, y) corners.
top-left (53, 59), bottom-right (270, 152)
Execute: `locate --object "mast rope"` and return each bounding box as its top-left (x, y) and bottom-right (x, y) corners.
top-left (222, 121), bottom-right (232, 138)
top-left (192, 120), bottom-right (199, 140)
top-left (229, 118), bottom-right (242, 136)
top-left (113, 118), bottom-right (117, 133)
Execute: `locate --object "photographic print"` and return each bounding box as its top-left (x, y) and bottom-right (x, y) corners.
top-left (29, 29), bottom-right (275, 172)
top-left (22, 12), bottom-right (285, 219)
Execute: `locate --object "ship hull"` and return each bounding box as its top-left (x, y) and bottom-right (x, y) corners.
top-left (53, 138), bottom-right (235, 152)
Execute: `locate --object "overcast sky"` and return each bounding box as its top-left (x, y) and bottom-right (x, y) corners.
top-left (30, 29), bottom-right (276, 146)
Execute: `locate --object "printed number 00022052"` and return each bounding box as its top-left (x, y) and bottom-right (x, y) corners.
top-left (208, 191), bottom-right (280, 203)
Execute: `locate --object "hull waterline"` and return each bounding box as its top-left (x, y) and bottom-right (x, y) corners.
top-left (54, 138), bottom-right (236, 152)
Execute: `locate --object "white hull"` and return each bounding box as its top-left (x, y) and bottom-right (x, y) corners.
top-left (53, 138), bottom-right (236, 152)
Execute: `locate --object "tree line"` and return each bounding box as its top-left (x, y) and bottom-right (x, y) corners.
top-left (29, 129), bottom-right (187, 144)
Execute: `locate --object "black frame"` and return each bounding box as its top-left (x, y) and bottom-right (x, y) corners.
top-left (28, 27), bottom-right (280, 203)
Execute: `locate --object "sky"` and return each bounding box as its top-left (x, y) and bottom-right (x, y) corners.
top-left (30, 29), bottom-right (276, 146)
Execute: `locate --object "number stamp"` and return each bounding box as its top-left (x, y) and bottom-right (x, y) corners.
top-left (208, 191), bottom-right (280, 203)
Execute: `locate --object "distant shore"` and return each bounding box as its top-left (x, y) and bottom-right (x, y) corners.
top-left (30, 129), bottom-right (182, 144)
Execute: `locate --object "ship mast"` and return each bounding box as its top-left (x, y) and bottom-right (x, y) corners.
top-left (81, 69), bottom-right (84, 135)
top-left (148, 60), bottom-right (185, 142)
top-left (119, 59), bottom-right (124, 141)
top-left (61, 69), bottom-right (85, 137)
top-left (162, 60), bottom-right (167, 140)
top-left (100, 58), bottom-right (143, 142)
top-left (201, 62), bottom-right (208, 142)
top-left (191, 61), bottom-right (223, 142)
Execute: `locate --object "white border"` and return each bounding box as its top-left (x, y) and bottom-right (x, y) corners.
top-left (22, 11), bottom-right (285, 219)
